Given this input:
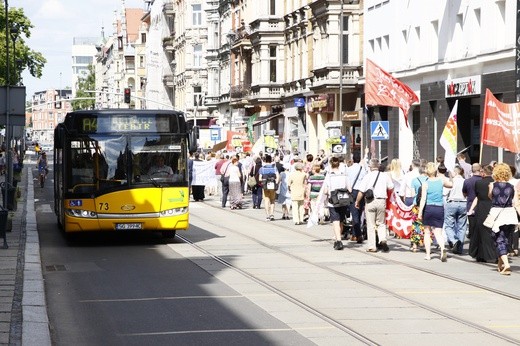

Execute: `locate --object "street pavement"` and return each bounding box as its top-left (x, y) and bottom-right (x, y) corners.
top-left (0, 157), bottom-right (50, 346)
top-left (4, 160), bottom-right (520, 345)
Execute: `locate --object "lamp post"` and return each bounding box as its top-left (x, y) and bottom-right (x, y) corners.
top-left (4, 0), bottom-right (12, 214)
top-left (226, 30), bottom-right (236, 131)
top-left (10, 26), bottom-right (18, 85)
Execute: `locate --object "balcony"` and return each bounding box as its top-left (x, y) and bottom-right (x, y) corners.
top-left (163, 2), bottom-right (174, 16)
top-left (230, 25), bottom-right (252, 53)
top-left (162, 36), bottom-right (175, 51)
top-left (163, 74), bottom-right (174, 87)
top-left (230, 83), bottom-right (251, 100)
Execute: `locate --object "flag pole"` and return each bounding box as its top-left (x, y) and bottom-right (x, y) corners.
top-left (479, 142), bottom-right (483, 164)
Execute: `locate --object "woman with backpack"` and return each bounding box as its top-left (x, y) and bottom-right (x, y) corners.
top-left (323, 156), bottom-right (352, 250)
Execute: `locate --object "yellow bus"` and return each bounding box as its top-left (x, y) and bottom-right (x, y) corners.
top-left (53, 109), bottom-right (198, 238)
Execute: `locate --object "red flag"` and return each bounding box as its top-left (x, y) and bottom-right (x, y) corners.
top-left (365, 59), bottom-right (419, 126)
top-left (482, 89), bottom-right (520, 153)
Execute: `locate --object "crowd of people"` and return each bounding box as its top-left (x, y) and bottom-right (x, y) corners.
top-left (189, 149), bottom-right (520, 275)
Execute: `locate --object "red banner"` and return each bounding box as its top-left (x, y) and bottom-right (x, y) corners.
top-left (482, 89), bottom-right (520, 153)
top-left (365, 59), bottom-right (419, 126)
top-left (385, 190), bottom-right (414, 239)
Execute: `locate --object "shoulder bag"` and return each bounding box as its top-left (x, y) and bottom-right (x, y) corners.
top-left (220, 163), bottom-right (230, 186)
top-left (364, 172), bottom-right (380, 204)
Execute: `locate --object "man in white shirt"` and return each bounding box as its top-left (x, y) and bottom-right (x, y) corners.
top-left (346, 152), bottom-right (367, 243)
top-left (399, 159), bottom-right (421, 206)
top-left (355, 158), bottom-right (394, 252)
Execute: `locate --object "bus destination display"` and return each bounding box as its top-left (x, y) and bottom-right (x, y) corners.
top-left (80, 115), bottom-right (171, 133)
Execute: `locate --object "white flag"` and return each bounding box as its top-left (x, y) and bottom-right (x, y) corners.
top-left (439, 100), bottom-right (458, 172)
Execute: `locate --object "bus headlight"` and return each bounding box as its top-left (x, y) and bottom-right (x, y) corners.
top-left (66, 209), bottom-right (98, 218)
top-left (160, 207), bottom-right (188, 217)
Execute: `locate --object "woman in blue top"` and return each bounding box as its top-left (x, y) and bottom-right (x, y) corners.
top-left (418, 162), bottom-right (453, 261)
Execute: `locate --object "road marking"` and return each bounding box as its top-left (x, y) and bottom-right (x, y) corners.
top-left (396, 290), bottom-right (485, 294)
top-left (79, 294), bottom-right (249, 303)
top-left (120, 326), bottom-right (335, 336)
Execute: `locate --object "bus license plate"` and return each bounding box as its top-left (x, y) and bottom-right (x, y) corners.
top-left (115, 223), bottom-right (142, 230)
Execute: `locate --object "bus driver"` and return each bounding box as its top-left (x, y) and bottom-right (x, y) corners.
top-left (148, 155), bottom-right (173, 176)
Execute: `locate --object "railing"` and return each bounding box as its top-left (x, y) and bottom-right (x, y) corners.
top-left (230, 84), bottom-right (251, 99)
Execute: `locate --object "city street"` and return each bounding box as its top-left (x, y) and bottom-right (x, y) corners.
top-left (32, 168), bottom-right (520, 345)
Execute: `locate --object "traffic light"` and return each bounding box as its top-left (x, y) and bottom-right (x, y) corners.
top-left (124, 88), bottom-right (131, 103)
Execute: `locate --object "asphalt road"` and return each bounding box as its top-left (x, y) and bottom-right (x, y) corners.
top-left (34, 174), bottom-right (312, 346)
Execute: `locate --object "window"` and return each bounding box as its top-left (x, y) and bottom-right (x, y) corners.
top-left (194, 44), bottom-right (202, 67)
top-left (141, 33), bottom-right (146, 43)
top-left (270, 0), bottom-right (276, 15)
top-left (192, 4), bottom-right (202, 26)
top-left (341, 15), bottom-right (349, 64)
top-left (193, 86), bottom-right (203, 107)
top-left (269, 46), bottom-right (277, 82)
top-left (139, 56), bottom-right (145, 68)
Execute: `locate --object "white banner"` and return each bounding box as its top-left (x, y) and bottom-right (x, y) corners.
top-left (192, 160), bottom-right (216, 186)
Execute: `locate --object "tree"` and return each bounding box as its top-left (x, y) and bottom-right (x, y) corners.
top-left (72, 64), bottom-right (95, 110)
top-left (0, 5), bottom-right (46, 85)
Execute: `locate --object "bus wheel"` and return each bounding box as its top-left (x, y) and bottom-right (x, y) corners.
top-left (161, 231), bottom-right (176, 239)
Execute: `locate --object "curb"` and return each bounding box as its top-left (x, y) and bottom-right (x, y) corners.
top-left (22, 164), bottom-right (51, 346)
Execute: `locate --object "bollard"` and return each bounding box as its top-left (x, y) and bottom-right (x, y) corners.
top-left (0, 206), bottom-right (8, 249)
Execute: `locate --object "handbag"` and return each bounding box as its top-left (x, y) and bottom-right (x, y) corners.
top-left (328, 188), bottom-right (353, 207)
top-left (483, 208), bottom-right (503, 229)
top-left (247, 175), bottom-right (257, 188)
top-left (220, 162), bottom-right (230, 185)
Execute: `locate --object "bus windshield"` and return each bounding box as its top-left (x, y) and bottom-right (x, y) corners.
top-left (68, 134), bottom-right (188, 193)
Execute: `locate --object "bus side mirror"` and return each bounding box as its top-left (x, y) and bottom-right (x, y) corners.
top-left (189, 128), bottom-right (198, 153)
top-left (54, 125), bottom-right (65, 149)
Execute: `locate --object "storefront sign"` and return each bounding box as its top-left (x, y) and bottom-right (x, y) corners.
top-left (445, 75), bottom-right (481, 98)
top-left (308, 94), bottom-right (335, 113)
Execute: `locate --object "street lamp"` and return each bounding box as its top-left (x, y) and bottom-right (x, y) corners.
top-left (226, 30), bottom-right (236, 131)
top-left (10, 26), bottom-right (18, 85)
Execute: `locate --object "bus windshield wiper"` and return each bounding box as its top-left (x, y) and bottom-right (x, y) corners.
top-left (148, 177), bottom-right (162, 187)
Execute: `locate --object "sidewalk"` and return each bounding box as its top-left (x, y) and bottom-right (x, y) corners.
top-left (0, 160), bottom-right (51, 345)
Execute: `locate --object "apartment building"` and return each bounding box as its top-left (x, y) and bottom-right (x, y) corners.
top-left (220, 0), bottom-right (363, 155)
top-left (71, 37), bottom-right (99, 98)
top-left (30, 89), bottom-right (72, 144)
top-left (364, 0), bottom-right (517, 166)
top-left (95, 6), bottom-right (145, 109)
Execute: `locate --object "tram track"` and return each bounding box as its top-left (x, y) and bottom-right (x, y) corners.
top-left (179, 201), bottom-right (520, 344)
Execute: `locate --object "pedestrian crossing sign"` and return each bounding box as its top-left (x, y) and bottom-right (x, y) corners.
top-left (370, 121), bottom-right (390, 140)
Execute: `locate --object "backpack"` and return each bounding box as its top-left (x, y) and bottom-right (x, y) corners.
top-left (262, 165), bottom-right (277, 190)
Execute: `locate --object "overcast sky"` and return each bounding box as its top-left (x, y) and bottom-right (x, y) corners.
top-left (11, 0), bottom-right (144, 97)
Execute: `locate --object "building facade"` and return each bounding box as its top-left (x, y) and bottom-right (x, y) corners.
top-left (95, 5), bottom-right (145, 109)
top-left (29, 89), bottom-right (72, 144)
top-left (71, 37), bottom-right (99, 97)
top-left (364, 0), bottom-right (517, 167)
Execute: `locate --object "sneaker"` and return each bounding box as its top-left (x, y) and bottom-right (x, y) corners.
top-left (266, 217), bottom-right (271, 221)
top-left (333, 241), bottom-right (344, 250)
top-left (269, 215), bottom-right (275, 221)
top-left (356, 236), bottom-right (364, 244)
top-left (380, 241), bottom-right (389, 253)
top-left (452, 241), bottom-right (461, 254)
top-left (441, 249), bottom-right (448, 262)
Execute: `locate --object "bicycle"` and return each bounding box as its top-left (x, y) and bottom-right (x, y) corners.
top-left (38, 166), bottom-right (47, 188)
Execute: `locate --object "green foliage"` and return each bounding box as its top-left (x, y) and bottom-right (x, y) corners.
top-left (0, 5), bottom-right (46, 85)
top-left (72, 65), bottom-right (95, 110)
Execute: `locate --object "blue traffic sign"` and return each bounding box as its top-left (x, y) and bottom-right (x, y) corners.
top-left (370, 121), bottom-right (390, 140)
top-left (210, 128), bottom-right (221, 141)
